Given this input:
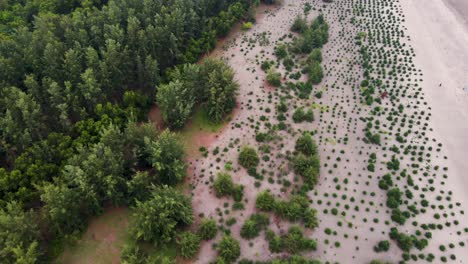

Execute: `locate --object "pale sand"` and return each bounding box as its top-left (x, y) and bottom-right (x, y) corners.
top-left (188, 0), bottom-right (468, 263)
top-left (401, 0), bottom-right (468, 239)
top-left (444, 0), bottom-right (468, 29)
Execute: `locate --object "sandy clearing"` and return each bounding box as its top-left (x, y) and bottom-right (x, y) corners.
top-left (400, 0), bottom-right (468, 230)
top-left (188, 0), bottom-right (468, 263)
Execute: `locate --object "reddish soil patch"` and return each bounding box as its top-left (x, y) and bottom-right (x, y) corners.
top-left (147, 106), bottom-right (165, 131)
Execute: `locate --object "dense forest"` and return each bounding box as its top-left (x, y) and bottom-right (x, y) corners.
top-left (0, 0), bottom-right (275, 262)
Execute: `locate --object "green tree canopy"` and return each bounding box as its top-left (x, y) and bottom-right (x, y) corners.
top-left (0, 202), bottom-right (40, 264)
top-left (130, 186), bottom-right (193, 246)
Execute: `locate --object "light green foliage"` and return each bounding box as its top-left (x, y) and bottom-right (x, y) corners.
top-left (266, 226), bottom-right (317, 254)
top-left (305, 60), bottom-right (324, 84)
top-left (308, 48), bottom-right (323, 63)
top-left (255, 191), bottom-right (276, 211)
top-left (275, 43), bottom-right (288, 59)
top-left (198, 218), bottom-right (218, 240)
top-left (213, 172), bottom-right (235, 197)
top-left (266, 69), bottom-right (282, 87)
top-left (292, 107), bottom-right (314, 123)
top-left (291, 16), bottom-right (308, 33)
top-left (256, 192), bottom-right (318, 228)
top-left (40, 182), bottom-right (84, 235)
top-left (217, 235), bottom-right (241, 263)
top-left (156, 80), bottom-right (195, 130)
top-left (0, 86), bottom-right (45, 152)
top-left (213, 172), bottom-right (244, 201)
top-left (238, 146), bottom-right (260, 169)
top-left (177, 231), bottom-right (201, 258)
top-left (0, 202), bottom-right (40, 264)
top-left (130, 186), bottom-right (193, 246)
top-left (242, 22), bottom-right (253, 30)
top-left (295, 133), bottom-right (318, 156)
top-left (145, 130), bottom-right (186, 185)
top-left (292, 153), bottom-right (320, 189)
top-left (240, 213), bottom-right (270, 239)
top-left (199, 58), bottom-right (239, 123)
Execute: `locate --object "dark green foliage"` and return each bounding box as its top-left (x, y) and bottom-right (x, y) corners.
top-left (266, 226), bottom-right (317, 254)
top-left (292, 82), bottom-right (313, 99)
top-left (302, 208), bottom-right (319, 229)
top-left (121, 242), bottom-right (147, 264)
top-left (0, 0), bottom-right (249, 159)
top-left (213, 173), bottom-right (235, 197)
top-left (238, 146), bottom-right (260, 169)
top-left (240, 220), bottom-right (259, 239)
top-left (240, 213), bottom-right (270, 239)
top-left (126, 171), bottom-right (153, 203)
top-left (217, 235), bottom-right (241, 263)
top-left (389, 228), bottom-right (415, 252)
top-left (386, 188), bottom-right (403, 209)
top-left (130, 186), bottom-right (193, 246)
top-left (198, 219), bottom-right (218, 240)
top-left (177, 231), bottom-right (201, 258)
top-left (157, 59), bottom-right (239, 127)
top-left (391, 208), bottom-right (408, 225)
top-left (386, 155), bottom-right (400, 171)
top-left (374, 240), bottom-right (390, 252)
top-left (378, 174), bottom-right (393, 190)
top-left (0, 133), bottom-right (72, 206)
top-left (261, 0), bottom-right (281, 4)
top-left (364, 130), bottom-right (381, 145)
top-left (261, 60), bottom-right (274, 71)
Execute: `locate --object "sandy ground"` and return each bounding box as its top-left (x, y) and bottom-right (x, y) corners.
top-left (444, 0), bottom-right (468, 28)
top-left (400, 0), bottom-right (468, 197)
top-left (399, 0), bottom-right (468, 261)
top-left (188, 0), bottom-right (468, 263)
